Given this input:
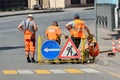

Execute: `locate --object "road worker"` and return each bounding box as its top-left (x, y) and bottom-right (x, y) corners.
top-left (45, 21), bottom-right (62, 44)
top-left (17, 14), bottom-right (38, 63)
top-left (65, 13), bottom-right (91, 63)
top-left (65, 13), bottom-right (91, 48)
top-left (84, 35), bottom-right (99, 63)
top-left (45, 21), bottom-right (62, 64)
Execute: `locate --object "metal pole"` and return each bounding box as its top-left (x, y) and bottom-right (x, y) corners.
top-left (95, 0), bottom-right (98, 41)
top-left (114, 0), bottom-right (119, 30)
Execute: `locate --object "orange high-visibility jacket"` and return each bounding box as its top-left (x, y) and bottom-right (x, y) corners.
top-left (45, 26), bottom-right (61, 40)
top-left (88, 41), bottom-right (99, 57)
top-left (71, 19), bottom-right (86, 38)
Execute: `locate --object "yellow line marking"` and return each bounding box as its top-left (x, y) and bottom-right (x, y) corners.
top-left (89, 64), bottom-right (120, 78)
top-left (34, 70), bottom-right (51, 74)
top-left (3, 70), bottom-right (17, 74)
top-left (106, 71), bottom-right (120, 78)
top-left (64, 68), bottom-right (84, 73)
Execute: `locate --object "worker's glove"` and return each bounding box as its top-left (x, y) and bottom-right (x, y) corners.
top-left (64, 35), bottom-right (68, 39)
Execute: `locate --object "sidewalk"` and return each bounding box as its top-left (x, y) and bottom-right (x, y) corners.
top-left (0, 7), bottom-right (93, 17)
top-left (95, 26), bottom-right (120, 66)
top-left (0, 8), bottom-right (64, 17)
top-left (0, 7), bottom-right (120, 66)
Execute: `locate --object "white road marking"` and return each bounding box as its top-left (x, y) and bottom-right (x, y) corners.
top-left (80, 68), bottom-right (101, 73)
top-left (49, 69), bottom-right (67, 73)
top-left (2, 68), bottom-right (102, 74)
top-left (17, 70), bottom-right (34, 74)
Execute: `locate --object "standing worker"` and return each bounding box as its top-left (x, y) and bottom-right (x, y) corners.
top-left (65, 13), bottom-right (91, 48)
top-left (65, 13), bottom-right (91, 63)
top-left (45, 21), bottom-right (62, 64)
top-left (45, 21), bottom-right (62, 44)
top-left (17, 14), bottom-right (38, 63)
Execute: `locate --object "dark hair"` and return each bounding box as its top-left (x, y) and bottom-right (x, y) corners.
top-left (87, 35), bottom-right (93, 40)
top-left (53, 21), bottom-right (58, 26)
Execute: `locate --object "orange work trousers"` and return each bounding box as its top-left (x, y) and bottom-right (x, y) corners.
top-left (24, 35), bottom-right (36, 52)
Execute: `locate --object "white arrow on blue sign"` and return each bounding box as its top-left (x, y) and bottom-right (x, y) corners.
top-left (41, 40), bottom-right (60, 60)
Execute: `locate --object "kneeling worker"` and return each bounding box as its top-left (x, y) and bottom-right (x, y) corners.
top-left (84, 35), bottom-right (99, 63)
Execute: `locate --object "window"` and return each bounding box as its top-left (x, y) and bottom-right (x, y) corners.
top-left (71, 0), bottom-right (81, 4)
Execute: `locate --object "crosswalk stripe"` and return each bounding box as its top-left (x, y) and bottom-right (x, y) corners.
top-left (49, 69), bottom-right (67, 73)
top-left (17, 70), bottom-right (34, 74)
top-left (80, 69), bottom-right (101, 73)
top-left (2, 70), bottom-right (17, 74)
top-left (64, 68), bottom-right (84, 73)
top-left (2, 68), bottom-right (101, 74)
top-left (34, 70), bottom-right (51, 74)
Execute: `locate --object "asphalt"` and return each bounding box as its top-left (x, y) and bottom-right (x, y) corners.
top-left (0, 7), bottom-right (120, 66)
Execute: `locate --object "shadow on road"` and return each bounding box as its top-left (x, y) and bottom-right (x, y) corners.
top-left (0, 46), bottom-right (24, 50)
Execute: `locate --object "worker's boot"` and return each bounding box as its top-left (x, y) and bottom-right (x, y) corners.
top-left (27, 57), bottom-right (31, 63)
top-left (31, 57), bottom-right (37, 63)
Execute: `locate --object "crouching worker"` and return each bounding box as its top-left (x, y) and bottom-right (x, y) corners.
top-left (84, 35), bottom-right (99, 63)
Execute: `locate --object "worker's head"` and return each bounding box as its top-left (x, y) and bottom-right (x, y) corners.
top-left (74, 13), bottom-right (79, 19)
top-left (52, 21), bottom-right (58, 26)
top-left (87, 35), bottom-right (93, 42)
top-left (27, 14), bottom-right (34, 20)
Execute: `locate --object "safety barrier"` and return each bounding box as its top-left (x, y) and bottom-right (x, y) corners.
top-left (37, 35), bottom-right (90, 64)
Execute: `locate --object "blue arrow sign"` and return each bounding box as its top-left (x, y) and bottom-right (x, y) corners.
top-left (41, 40), bottom-right (60, 60)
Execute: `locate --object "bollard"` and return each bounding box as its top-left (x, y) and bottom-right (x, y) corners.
top-left (37, 35), bottom-right (43, 64)
top-left (81, 38), bottom-right (85, 64)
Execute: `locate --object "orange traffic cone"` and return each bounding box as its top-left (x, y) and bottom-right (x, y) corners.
top-left (118, 38), bottom-right (120, 52)
top-left (112, 39), bottom-right (117, 54)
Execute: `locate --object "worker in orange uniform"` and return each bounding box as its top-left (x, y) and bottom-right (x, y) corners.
top-left (17, 14), bottom-right (38, 63)
top-left (65, 13), bottom-right (91, 63)
top-left (46, 21), bottom-right (62, 44)
top-left (45, 21), bottom-right (62, 64)
top-left (84, 35), bottom-right (99, 63)
top-left (65, 13), bottom-right (91, 48)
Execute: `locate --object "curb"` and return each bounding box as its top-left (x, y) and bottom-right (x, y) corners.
top-left (0, 9), bottom-right (64, 18)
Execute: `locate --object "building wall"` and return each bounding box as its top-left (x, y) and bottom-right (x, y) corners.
top-left (81, 0), bottom-right (86, 4)
top-left (65, 0), bottom-right (87, 7)
top-left (96, 4), bottom-right (115, 31)
top-left (49, 0), bottom-right (65, 8)
top-left (28, 0), bottom-right (94, 9)
top-left (28, 0), bottom-right (37, 9)
top-left (43, 0), bottom-right (50, 8)
top-left (65, 0), bottom-right (71, 7)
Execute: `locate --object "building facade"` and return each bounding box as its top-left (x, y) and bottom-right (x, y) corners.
top-left (0, 0), bottom-right (94, 11)
top-left (0, 0), bottom-right (28, 11)
top-left (41, 0), bottom-right (94, 8)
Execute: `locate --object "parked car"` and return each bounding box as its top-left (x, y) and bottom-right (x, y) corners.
top-left (32, 4), bottom-right (41, 10)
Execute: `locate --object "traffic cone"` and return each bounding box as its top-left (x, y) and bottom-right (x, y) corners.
top-left (112, 39), bottom-right (117, 54)
top-left (118, 38), bottom-right (120, 52)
